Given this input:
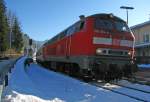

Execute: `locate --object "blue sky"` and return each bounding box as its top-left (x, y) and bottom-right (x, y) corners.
top-left (5, 0), bottom-right (150, 41)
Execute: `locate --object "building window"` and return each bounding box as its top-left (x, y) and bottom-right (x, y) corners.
top-left (143, 34), bottom-right (149, 43)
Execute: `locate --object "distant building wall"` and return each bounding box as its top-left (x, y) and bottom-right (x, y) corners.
top-left (132, 24), bottom-right (150, 45)
top-left (131, 21), bottom-right (150, 63)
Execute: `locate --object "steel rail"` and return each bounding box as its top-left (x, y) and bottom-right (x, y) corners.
top-left (111, 82), bottom-right (150, 94)
top-left (92, 82), bottom-right (149, 102)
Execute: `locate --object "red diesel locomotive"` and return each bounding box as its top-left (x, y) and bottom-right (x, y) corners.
top-left (36, 13), bottom-right (136, 81)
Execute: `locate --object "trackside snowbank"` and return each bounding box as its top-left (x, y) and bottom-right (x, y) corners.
top-left (2, 57), bottom-right (64, 102)
top-left (2, 57), bottom-right (140, 102)
top-left (138, 64), bottom-right (150, 69)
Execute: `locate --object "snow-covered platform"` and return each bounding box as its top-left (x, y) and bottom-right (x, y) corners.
top-left (2, 57), bottom-right (148, 102)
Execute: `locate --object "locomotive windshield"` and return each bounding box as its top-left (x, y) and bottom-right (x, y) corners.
top-left (95, 19), bottom-right (113, 30)
top-left (114, 21), bottom-right (130, 32)
top-left (95, 18), bottom-right (130, 32)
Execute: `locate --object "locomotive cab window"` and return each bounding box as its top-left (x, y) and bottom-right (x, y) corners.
top-left (95, 19), bottom-right (113, 30)
top-left (75, 21), bottom-right (85, 32)
top-left (79, 21), bottom-right (84, 30)
top-left (114, 21), bottom-right (130, 32)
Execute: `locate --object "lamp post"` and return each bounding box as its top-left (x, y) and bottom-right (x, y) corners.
top-left (120, 6), bottom-right (134, 24)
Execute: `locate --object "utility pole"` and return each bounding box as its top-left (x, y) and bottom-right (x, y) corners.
top-left (120, 6), bottom-right (134, 24)
top-left (9, 28), bottom-right (12, 51)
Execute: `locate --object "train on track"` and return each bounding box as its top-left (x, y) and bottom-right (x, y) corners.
top-left (36, 13), bottom-right (137, 81)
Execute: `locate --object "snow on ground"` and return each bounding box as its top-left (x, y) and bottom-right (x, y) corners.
top-left (138, 64), bottom-right (150, 69)
top-left (2, 57), bottom-right (142, 102)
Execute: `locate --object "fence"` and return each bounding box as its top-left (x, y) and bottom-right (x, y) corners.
top-left (0, 59), bottom-right (17, 102)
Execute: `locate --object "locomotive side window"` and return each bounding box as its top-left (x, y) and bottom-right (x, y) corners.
top-left (59, 30), bottom-right (67, 39)
top-left (79, 21), bottom-right (84, 30)
top-left (47, 20), bottom-right (85, 45)
top-left (66, 26), bottom-right (76, 36)
top-left (66, 21), bottom-right (85, 36)
top-left (48, 35), bottom-right (59, 44)
top-left (75, 21), bottom-right (85, 32)
top-left (114, 21), bottom-right (130, 32)
top-left (95, 19), bottom-right (113, 30)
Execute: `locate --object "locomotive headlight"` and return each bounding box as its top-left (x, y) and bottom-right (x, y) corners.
top-left (128, 51), bottom-right (131, 56)
top-left (96, 48), bottom-right (103, 55)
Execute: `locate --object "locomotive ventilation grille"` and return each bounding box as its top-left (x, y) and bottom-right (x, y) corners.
top-left (96, 48), bottom-right (129, 56)
top-left (108, 50), bottom-right (125, 55)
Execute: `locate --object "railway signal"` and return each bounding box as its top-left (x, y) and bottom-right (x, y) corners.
top-left (29, 39), bottom-right (32, 45)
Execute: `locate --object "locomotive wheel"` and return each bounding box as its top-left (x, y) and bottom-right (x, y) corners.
top-left (56, 62), bottom-right (64, 72)
top-left (64, 63), bottom-right (70, 74)
top-left (70, 64), bottom-right (80, 77)
top-left (79, 69), bottom-right (93, 82)
top-left (123, 64), bottom-right (132, 78)
top-left (50, 62), bottom-right (57, 71)
top-left (92, 63), bottom-right (106, 81)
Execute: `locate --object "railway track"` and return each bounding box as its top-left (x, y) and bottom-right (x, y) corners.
top-left (91, 81), bottom-right (150, 102)
top-left (112, 82), bottom-right (150, 94)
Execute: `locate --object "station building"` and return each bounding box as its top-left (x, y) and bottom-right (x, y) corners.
top-left (131, 21), bottom-right (150, 63)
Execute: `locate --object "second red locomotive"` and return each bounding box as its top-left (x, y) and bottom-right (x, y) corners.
top-left (36, 13), bottom-right (137, 81)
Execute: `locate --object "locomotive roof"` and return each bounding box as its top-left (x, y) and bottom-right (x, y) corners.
top-left (87, 13), bottom-right (125, 23)
top-left (43, 13), bottom-right (126, 46)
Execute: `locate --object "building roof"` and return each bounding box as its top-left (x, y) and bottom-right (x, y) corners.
top-left (131, 20), bottom-right (150, 30)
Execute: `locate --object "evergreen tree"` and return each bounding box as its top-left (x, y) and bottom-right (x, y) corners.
top-left (12, 17), bottom-right (23, 52)
top-left (0, 0), bottom-right (9, 52)
top-left (7, 9), bottom-right (15, 50)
